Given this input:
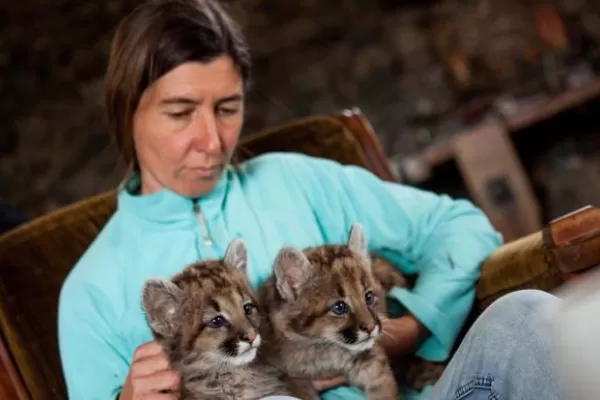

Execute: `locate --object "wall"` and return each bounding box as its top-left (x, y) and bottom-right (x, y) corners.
top-left (1, 0), bottom-right (599, 216)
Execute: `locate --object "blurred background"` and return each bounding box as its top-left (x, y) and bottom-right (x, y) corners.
top-left (2, 0), bottom-right (600, 241)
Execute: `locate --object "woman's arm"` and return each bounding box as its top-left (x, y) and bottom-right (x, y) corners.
top-left (58, 278), bottom-right (130, 399)
top-left (59, 267), bottom-right (179, 400)
top-left (378, 314), bottom-right (429, 358)
top-left (283, 154), bottom-right (503, 362)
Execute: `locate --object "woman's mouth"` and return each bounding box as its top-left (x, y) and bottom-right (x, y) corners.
top-left (190, 165), bottom-right (220, 178)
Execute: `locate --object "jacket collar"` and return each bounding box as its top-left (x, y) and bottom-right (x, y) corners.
top-left (117, 167), bottom-right (232, 228)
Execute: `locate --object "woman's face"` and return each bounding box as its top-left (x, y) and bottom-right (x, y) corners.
top-left (133, 56), bottom-right (244, 197)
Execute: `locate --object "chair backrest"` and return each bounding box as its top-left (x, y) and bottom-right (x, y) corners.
top-left (0, 108), bottom-right (393, 399)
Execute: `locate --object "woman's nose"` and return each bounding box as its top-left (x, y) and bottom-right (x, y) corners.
top-left (193, 110), bottom-right (221, 152)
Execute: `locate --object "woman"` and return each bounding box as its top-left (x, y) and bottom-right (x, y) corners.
top-left (57, 0), bottom-right (568, 399)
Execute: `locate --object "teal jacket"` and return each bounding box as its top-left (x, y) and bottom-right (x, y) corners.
top-left (58, 152), bottom-right (503, 400)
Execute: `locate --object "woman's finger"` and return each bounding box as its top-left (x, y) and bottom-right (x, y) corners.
top-left (134, 341), bottom-right (164, 360)
top-left (130, 353), bottom-right (171, 378)
top-left (312, 376), bottom-right (346, 391)
top-left (136, 368), bottom-right (180, 392)
top-left (145, 394), bottom-right (179, 400)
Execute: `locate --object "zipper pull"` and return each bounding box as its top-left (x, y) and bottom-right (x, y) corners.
top-left (193, 202), bottom-right (214, 247)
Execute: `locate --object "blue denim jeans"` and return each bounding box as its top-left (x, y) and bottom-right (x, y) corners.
top-left (425, 289), bottom-right (568, 400)
top-left (263, 289), bottom-right (569, 400)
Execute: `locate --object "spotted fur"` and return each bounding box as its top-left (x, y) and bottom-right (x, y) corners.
top-left (141, 239), bottom-right (311, 400)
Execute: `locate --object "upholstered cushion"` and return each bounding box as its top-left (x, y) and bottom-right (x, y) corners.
top-left (237, 116), bottom-right (371, 167)
top-left (476, 232), bottom-right (564, 310)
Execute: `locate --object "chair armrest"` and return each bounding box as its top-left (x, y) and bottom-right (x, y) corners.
top-left (476, 205), bottom-right (600, 310)
top-left (0, 332), bottom-right (26, 400)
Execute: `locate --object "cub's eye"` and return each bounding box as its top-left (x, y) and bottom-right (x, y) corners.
top-left (331, 301), bottom-right (349, 315)
top-left (243, 303), bottom-right (256, 316)
top-left (365, 290), bottom-right (375, 305)
top-left (208, 315), bottom-right (228, 329)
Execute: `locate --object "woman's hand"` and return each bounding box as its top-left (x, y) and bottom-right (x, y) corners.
top-left (119, 341), bottom-right (180, 400)
top-left (311, 375), bottom-right (347, 392)
top-left (378, 314), bottom-right (429, 358)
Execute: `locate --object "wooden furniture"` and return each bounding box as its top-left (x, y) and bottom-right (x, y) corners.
top-left (412, 78), bottom-right (600, 171)
top-left (1, 108), bottom-right (599, 399)
top-left (0, 340), bottom-right (25, 400)
top-left (454, 122), bottom-right (542, 242)
top-left (475, 204), bottom-right (600, 310)
top-left (405, 79), bottom-right (600, 241)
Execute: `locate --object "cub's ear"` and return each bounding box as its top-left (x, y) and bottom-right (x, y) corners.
top-left (142, 279), bottom-right (183, 337)
top-left (224, 238), bottom-right (248, 272)
top-left (348, 223), bottom-right (368, 256)
top-left (272, 246), bottom-right (311, 301)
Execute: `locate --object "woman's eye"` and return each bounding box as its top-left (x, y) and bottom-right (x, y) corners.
top-left (208, 315), bottom-right (228, 328)
top-left (216, 107), bottom-right (238, 117)
top-left (166, 110), bottom-right (192, 120)
top-left (331, 301), bottom-right (349, 316)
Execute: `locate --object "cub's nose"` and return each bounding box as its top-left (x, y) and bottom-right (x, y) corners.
top-left (360, 321), bottom-right (376, 334)
top-left (238, 329), bottom-right (258, 343)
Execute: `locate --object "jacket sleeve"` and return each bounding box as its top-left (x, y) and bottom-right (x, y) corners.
top-left (285, 155), bottom-right (503, 362)
top-left (58, 268), bottom-right (129, 400)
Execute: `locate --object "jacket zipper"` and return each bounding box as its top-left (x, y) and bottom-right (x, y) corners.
top-left (193, 201), bottom-right (213, 247)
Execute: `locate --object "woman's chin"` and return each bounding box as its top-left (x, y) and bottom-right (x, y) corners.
top-left (175, 178), bottom-right (222, 199)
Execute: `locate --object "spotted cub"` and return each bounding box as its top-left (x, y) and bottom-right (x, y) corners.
top-left (142, 239), bottom-right (311, 400)
top-left (259, 224), bottom-right (401, 399)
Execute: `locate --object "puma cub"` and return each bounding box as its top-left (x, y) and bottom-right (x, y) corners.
top-left (259, 224), bottom-right (401, 399)
top-left (142, 239), bottom-right (311, 400)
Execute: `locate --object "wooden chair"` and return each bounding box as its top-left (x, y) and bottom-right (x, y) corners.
top-left (0, 108), bottom-right (599, 399)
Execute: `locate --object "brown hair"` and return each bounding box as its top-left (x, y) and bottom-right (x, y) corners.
top-left (104, 0), bottom-right (251, 170)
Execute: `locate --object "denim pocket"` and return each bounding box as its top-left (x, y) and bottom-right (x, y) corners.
top-left (451, 375), bottom-right (498, 400)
